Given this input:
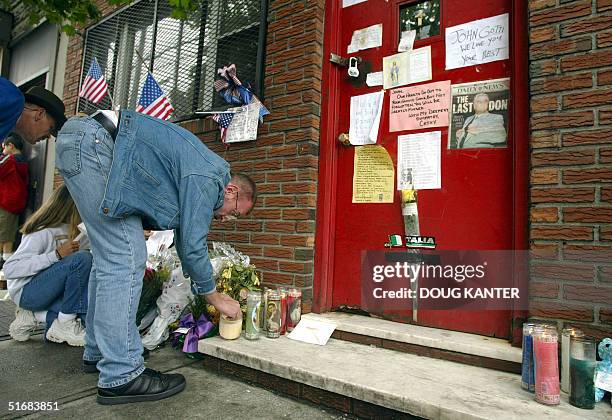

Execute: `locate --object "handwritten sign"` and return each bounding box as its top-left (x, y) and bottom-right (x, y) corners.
top-left (389, 80), bottom-right (450, 132)
top-left (349, 91), bottom-right (384, 145)
top-left (445, 14), bottom-right (509, 70)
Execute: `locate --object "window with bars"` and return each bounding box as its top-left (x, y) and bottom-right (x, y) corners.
top-left (77, 0), bottom-right (267, 121)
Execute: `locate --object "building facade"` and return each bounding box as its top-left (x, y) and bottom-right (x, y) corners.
top-left (52, 0), bottom-right (612, 341)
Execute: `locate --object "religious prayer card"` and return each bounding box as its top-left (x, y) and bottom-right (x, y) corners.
top-left (383, 46), bottom-right (432, 90)
top-left (349, 91), bottom-right (384, 145)
top-left (445, 13), bottom-right (509, 70)
top-left (397, 131), bottom-right (441, 190)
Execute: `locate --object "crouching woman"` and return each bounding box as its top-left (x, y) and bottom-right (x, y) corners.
top-left (5, 185), bottom-right (92, 346)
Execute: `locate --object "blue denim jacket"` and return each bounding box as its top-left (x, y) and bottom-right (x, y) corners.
top-left (101, 110), bottom-right (230, 294)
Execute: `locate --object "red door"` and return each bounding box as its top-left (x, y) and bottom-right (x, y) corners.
top-left (315, 0), bottom-right (529, 339)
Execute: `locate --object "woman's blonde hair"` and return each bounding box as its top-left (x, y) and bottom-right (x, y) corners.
top-left (21, 185), bottom-right (81, 240)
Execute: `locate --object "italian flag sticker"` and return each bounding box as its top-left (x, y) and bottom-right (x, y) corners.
top-left (388, 235), bottom-right (403, 247)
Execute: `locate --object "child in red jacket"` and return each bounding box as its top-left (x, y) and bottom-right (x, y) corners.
top-left (0, 133), bottom-right (29, 266)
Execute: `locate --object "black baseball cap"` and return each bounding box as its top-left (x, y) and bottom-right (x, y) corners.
top-left (23, 86), bottom-right (67, 136)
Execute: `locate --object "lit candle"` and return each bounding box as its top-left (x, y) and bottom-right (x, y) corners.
top-left (533, 325), bottom-right (560, 405)
top-left (561, 327), bottom-right (584, 394)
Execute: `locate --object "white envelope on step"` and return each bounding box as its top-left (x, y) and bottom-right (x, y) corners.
top-left (286, 318), bottom-right (337, 346)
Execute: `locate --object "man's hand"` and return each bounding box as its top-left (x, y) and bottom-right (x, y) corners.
top-left (57, 241), bottom-right (80, 259)
top-left (204, 291), bottom-right (241, 319)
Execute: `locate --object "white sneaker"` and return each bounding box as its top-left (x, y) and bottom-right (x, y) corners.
top-left (46, 318), bottom-right (86, 347)
top-left (9, 307), bottom-right (39, 341)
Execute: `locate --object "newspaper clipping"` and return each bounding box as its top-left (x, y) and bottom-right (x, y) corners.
top-left (448, 78), bottom-right (509, 150)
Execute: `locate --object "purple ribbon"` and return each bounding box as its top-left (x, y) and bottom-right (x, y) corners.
top-left (173, 313), bottom-right (214, 353)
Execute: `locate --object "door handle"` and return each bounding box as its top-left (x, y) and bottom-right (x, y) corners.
top-left (338, 133), bottom-right (351, 146)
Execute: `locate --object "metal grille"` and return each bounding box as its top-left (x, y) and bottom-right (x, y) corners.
top-left (78, 0), bottom-right (265, 121)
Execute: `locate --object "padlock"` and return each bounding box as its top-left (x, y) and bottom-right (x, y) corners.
top-left (348, 57), bottom-right (360, 78)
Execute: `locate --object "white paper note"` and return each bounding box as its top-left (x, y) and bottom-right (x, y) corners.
top-left (343, 0), bottom-right (367, 7)
top-left (366, 71), bottom-right (383, 87)
top-left (408, 46), bottom-right (432, 85)
top-left (347, 24), bottom-right (383, 53)
top-left (349, 91), bottom-right (384, 145)
top-left (397, 131), bottom-right (441, 190)
top-left (398, 30), bottom-right (416, 52)
top-left (445, 13), bottom-right (509, 70)
top-left (287, 318), bottom-right (337, 346)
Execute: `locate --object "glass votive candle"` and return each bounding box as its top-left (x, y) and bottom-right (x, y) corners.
top-left (219, 314), bottom-right (243, 340)
top-left (561, 327), bottom-right (584, 394)
top-left (533, 325), bottom-right (560, 405)
top-left (521, 323), bottom-right (537, 392)
top-left (569, 336), bottom-right (597, 409)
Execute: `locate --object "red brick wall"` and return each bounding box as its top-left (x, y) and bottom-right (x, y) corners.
top-left (61, 0), bottom-right (324, 312)
top-left (528, 0), bottom-right (612, 339)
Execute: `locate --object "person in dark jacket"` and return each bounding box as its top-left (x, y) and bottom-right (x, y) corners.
top-left (0, 134), bottom-right (29, 266)
top-left (0, 77), bottom-right (67, 144)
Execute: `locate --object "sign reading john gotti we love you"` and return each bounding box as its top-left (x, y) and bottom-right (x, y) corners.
top-left (445, 13), bottom-right (509, 70)
top-left (389, 80), bottom-right (450, 132)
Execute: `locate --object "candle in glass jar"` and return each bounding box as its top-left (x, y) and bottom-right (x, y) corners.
top-left (533, 326), bottom-right (560, 405)
top-left (569, 336), bottom-right (597, 409)
top-left (561, 327), bottom-right (584, 394)
top-left (521, 323), bottom-right (537, 392)
top-left (219, 314), bottom-right (243, 340)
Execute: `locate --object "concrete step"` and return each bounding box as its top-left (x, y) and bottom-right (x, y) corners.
top-left (306, 312), bottom-right (521, 364)
top-left (198, 335), bottom-right (612, 420)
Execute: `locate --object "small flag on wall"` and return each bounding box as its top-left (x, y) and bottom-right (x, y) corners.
top-left (211, 112), bottom-right (234, 142)
top-left (78, 57), bottom-right (109, 104)
top-left (136, 73), bottom-right (174, 120)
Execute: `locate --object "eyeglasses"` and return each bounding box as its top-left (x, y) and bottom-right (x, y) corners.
top-left (221, 191), bottom-right (240, 222)
top-left (231, 191), bottom-right (241, 218)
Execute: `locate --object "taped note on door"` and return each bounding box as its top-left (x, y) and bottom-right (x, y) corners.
top-left (352, 145), bottom-right (394, 203)
top-left (389, 80), bottom-right (450, 132)
top-left (445, 13), bottom-right (509, 70)
top-left (347, 24), bottom-right (383, 53)
top-left (349, 91), bottom-right (384, 145)
top-left (397, 131), bottom-right (441, 190)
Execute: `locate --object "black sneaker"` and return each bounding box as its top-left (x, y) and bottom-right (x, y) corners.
top-left (97, 368), bottom-right (186, 405)
top-left (83, 348), bottom-right (150, 374)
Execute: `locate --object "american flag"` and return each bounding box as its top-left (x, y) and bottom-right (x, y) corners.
top-left (211, 112), bottom-right (234, 141)
top-left (136, 73), bottom-right (174, 120)
top-left (78, 58), bottom-right (108, 104)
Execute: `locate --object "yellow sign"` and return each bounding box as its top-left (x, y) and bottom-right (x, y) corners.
top-left (352, 145), bottom-right (395, 203)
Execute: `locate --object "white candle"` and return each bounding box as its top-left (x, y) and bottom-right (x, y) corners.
top-left (561, 327), bottom-right (583, 393)
top-left (219, 314), bottom-right (243, 340)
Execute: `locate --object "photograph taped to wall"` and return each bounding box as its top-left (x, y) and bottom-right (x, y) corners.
top-left (448, 78), bottom-right (509, 150)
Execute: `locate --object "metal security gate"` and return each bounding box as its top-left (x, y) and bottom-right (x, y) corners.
top-left (78, 0), bottom-right (268, 120)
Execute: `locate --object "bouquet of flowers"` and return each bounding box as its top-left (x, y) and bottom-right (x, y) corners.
top-left (137, 233), bottom-right (177, 329)
top-left (136, 266), bottom-right (170, 327)
top-left (205, 242), bottom-right (261, 325)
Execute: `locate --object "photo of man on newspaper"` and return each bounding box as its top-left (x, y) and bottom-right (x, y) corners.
top-left (448, 78), bottom-right (509, 149)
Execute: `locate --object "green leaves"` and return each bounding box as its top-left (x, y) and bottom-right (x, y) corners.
top-left (2, 0), bottom-right (198, 35)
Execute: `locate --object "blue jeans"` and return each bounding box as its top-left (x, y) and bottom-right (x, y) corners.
top-left (20, 251), bottom-right (92, 328)
top-left (56, 117), bottom-right (147, 388)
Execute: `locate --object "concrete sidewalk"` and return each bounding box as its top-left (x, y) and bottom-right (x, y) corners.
top-left (0, 335), bottom-right (352, 419)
